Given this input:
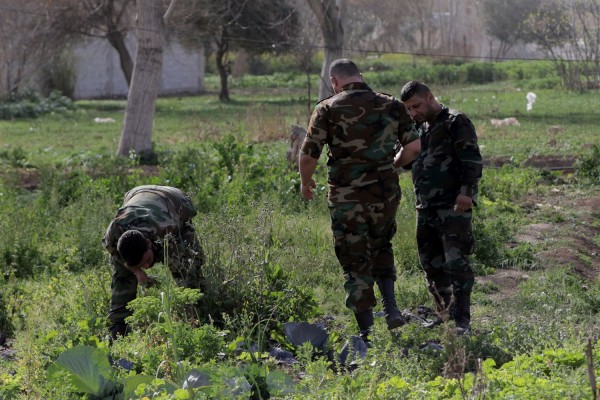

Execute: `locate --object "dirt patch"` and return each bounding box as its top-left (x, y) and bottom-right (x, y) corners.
top-left (0, 168), bottom-right (41, 190)
top-left (476, 269), bottom-right (532, 301)
top-left (2, 165), bottom-right (161, 191)
top-left (515, 223), bottom-right (555, 244)
top-left (484, 156), bottom-right (513, 168)
top-left (478, 193), bottom-right (599, 302)
top-left (522, 155), bottom-right (577, 170)
top-left (485, 155), bottom-right (577, 170)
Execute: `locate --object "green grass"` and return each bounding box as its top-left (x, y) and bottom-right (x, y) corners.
top-left (2, 81), bottom-right (597, 168)
top-left (0, 70), bottom-right (598, 398)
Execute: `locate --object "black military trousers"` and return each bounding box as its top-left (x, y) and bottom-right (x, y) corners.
top-left (416, 207), bottom-right (475, 298)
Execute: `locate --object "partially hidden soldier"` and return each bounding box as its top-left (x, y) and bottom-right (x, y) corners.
top-left (400, 81), bottom-right (483, 334)
top-left (102, 185), bottom-right (206, 339)
top-left (299, 59), bottom-right (421, 344)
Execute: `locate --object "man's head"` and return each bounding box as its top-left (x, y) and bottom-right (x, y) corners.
top-left (329, 59), bottom-right (363, 94)
top-left (117, 230), bottom-right (154, 269)
top-left (400, 80), bottom-right (441, 124)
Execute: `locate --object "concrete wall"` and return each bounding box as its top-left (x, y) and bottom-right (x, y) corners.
top-left (73, 35), bottom-right (204, 99)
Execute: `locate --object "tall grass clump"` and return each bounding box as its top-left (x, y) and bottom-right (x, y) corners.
top-left (198, 201), bottom-right (320, 329)
top-left (576, 144), bottom-right (600, 183)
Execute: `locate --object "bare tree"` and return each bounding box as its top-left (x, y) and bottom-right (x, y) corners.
top-left (287, 1), bottom-right (320, 118)
top-left (173, 0), bottom-right (299, 102)
top-left (0, 1), bottom-right (62, 96)
top-left (479, 0), bottom-right (540, 60)
top-left (46, 0), bottom-right (136, 86)
top-left (117, 0), bottom-right (178, 157)
top-left (306, 0), bottom-right (345, 100)
top-left (522, 0), bottom-right (600, 89)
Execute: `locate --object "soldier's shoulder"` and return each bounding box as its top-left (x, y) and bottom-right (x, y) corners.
top-left (315, 93), bottom-right (336, 106)
top-left (447, 108), bottom-right (470, 120)
top-left (378, 90), bottom-right (397, 97)
top-left (376, 91), bottom-right (399, 102)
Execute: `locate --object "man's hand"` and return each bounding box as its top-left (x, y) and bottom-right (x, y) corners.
top-left (144, 275), bottom-right (160, 288)
top-left (301, 178), bottom-right (317, 200)
top-left (134, 269), bottom-right (150, 285)
top-left (299, 153), bottom-right (319, 201)
top-left (454, 194), bottom-right (473, 213)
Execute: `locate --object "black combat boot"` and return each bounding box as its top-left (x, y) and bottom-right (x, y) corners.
top-left (423, 291), bottom-right (452, 329)
top-left (109, 322), bottom-right (130, 343)
top-left (376, 279), bottom-right (406, 330)
top-left (453, 294), bottom-right (471, 334)
top-left (354, 310), bottom-right (374, 345)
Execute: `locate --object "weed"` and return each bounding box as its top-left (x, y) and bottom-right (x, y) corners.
top-left (576, 144), bottom-right (600, 183)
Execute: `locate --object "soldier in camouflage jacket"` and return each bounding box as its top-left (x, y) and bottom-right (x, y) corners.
top-left (103, 185), bottom-right (205, 338)
top-left (299, 59), bottom-right (421, 343)
top-left (400, 81), bottom-right (483, 334)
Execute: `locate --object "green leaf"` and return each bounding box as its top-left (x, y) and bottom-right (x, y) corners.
top-left (266, 370), bottom-right (295, 396)
top-left (48, 345), bottom-right (116, 397)
top-left (123, 375), bottom-right (154, 399)
top-left (174, 388), bottom-right (191, 399)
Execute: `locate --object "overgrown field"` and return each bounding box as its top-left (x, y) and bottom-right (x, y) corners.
top-left (0, 64), bottom-right (599, 399)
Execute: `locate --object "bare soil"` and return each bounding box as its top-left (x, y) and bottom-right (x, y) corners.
top-left (485, 155), bottom-right (578, 170)
top-left (476, 188), bottom-right (599, 302)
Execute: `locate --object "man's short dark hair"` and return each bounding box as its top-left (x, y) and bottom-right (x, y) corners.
top-left (117, 230), bottom-right (148, 266)
top-left (329, 59), bottom-right (361, 79)
top-left (400, 80), bottom-right (431, 102)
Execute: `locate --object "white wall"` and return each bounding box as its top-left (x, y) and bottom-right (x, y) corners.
top-left (73, 36), bottom-right (204, 99)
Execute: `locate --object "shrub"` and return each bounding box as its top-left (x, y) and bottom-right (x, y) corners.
top-left (463, 63), bottom-right (496, 84)
top-left (0, 147), bottom-right (31, 168)
top-left (1, 241), bottom-right (45, 279)
top-left (576, 144), bottom-right (600, 182)
top-left (0, 90), bottom-right (75, 120)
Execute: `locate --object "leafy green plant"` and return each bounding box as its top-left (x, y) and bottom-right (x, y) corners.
top-left (47, 346), bottom-right (120, 399)
top-left (0, 146), bottom-right (31, 168)
top-left (0, 90), bottom-right (75, 120)
top-left (125, 287), bottom-right (203, 328)
top-left (576, 144), bottom-right (600, 182)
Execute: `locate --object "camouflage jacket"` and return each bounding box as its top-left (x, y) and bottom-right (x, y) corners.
top-left (301, 82), bottom-right (418, 203)
top-left (102, 185), bottom-right (197, 267)
top-left (411, 106), bottom-right (483, 209)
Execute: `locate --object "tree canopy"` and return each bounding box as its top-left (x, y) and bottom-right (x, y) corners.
top-left (173, 0), bottom-right (299, 101)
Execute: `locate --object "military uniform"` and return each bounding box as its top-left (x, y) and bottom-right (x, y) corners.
top-left (103, 185), bottom-right (205, 329)
top-left (411, 106), bottom-right (483, 328)
top-left (301, 82), bottom-right (418, 313)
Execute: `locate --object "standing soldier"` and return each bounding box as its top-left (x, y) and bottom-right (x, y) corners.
top-left (299, 59), bottom-right (421, 343)
top-left (400, 81), bottom-right (483, 334)
top-left (103, 185), bottom-right (205, 339)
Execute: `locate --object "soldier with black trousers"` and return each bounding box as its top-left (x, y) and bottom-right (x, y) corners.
top-left (400, 81), bottom-right (483, 334)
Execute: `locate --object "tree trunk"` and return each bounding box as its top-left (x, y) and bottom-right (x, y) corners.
top-left (306, 0), bottom-right (345, 100)
top-left (106, 29), bottom-right (134, 86)
top-left (117, 0), bottom-right (164, 157)
top-left (215, 35), bottom-right (230, 102)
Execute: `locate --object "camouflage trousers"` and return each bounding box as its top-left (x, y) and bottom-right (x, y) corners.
top-left (329, 193), bottom-right (400, 313)
top-left (416, 208), bottom-right (475, 299)
top-left (108, 223), bottom-right (205, 327)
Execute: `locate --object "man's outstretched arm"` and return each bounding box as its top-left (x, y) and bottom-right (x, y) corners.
top-left (394, 139), bottom-right (421, 169)
top-left (299, 153), bottom-right (318, 200)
